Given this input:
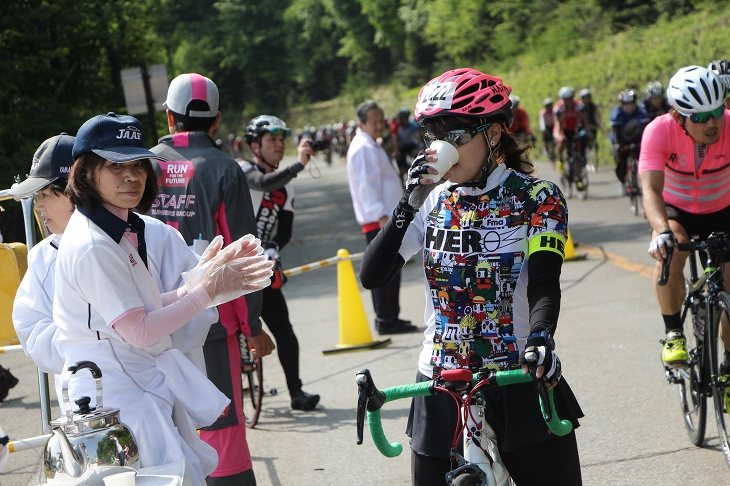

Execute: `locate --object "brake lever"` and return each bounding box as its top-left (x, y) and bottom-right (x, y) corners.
top-left (658, 240), bottom-right (674, 286)
top-left (529, 364), bottom-right (553, 423)
top-left (356, 369), bottom-right (386, 445)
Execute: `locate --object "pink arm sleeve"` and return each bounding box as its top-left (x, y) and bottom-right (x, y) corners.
top-left (160, 286), bottom-right (188, 307)
top-left (111, 286), bottom-right (211, 348)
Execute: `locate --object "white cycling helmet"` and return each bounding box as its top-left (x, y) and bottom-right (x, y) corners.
top-left (667, 66), bottom-right (726, 114)
top-left (558, 86), bottom-right (575, 100)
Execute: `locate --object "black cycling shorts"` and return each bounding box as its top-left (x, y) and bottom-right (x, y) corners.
top-left (666, 203), bottom-right (730, 263)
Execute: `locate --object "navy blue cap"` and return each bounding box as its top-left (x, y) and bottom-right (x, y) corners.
top-left (9, 134), bottom-right (75, 198)
top-left (72, 112), bottom-right (165, 163)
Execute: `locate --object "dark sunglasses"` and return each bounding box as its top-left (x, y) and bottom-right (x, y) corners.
top-left (680, 105), bottom-right (725, 124)
top-left (423, 122), bottom-right (493, 148)
top-left (266, 127), bottom-right (292, 138)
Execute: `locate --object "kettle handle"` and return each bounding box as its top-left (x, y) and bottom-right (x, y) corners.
top-left (62, 361), bottom-right (104, 423)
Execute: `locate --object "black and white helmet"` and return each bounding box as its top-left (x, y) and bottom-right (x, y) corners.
top-left (708, 60), bottom-right (730, 94)
top-left (667, 66), bottom-right (726, 114)
top-left (645, 81), bottom-right (664, 98)
top-left (244, 115), bottom-right (292, 145)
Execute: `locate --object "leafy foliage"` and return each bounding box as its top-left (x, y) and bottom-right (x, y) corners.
top-left (0, 0), bottom-right (728, 240)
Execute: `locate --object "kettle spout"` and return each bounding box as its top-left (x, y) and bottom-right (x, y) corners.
top-left (52, 428), bottom-right (88, 478)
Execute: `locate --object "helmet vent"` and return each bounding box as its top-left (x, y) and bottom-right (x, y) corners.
top-left (451, 96), bottom-right (475, 109)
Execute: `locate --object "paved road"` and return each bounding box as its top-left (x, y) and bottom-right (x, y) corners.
top-left (1, 153), bottom-right (729, 485)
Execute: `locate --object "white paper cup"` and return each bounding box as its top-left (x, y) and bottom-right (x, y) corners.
top-left (422, 140), bottom-right (459, 182)
top-left (192, 238), bottom-right (210, 256)
top-left (103, 470), bottom-right (137, 486)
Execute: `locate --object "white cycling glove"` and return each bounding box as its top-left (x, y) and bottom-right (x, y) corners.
top-left (648, 230), bottom-right (676, 259)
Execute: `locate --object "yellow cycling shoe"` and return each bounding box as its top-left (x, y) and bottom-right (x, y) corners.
top-left (662, 330), bottom-right (688, 365)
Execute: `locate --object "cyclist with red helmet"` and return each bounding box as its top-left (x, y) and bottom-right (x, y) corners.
top-left (639, 66), bottom-right (730, 369)
top-left (360, 68), bottom-right (583, 486)
top-left (554, 86), bottom-right (591, 172)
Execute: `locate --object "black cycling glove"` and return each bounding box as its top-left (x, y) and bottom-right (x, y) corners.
top-left (398, 151), bottom-right (441, 213)
top-left (519, 331), bottom-right (562, 386)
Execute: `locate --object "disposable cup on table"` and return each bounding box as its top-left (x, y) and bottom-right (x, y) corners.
top-left (102, 470), bottom-right (137, 486)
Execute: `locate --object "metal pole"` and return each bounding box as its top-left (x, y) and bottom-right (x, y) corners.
top-left (20, 197), bottom-right (53, 433)
top-left (139, 60), bottom-right (158, 145)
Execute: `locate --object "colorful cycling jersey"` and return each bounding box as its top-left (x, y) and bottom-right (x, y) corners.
top-left (509, 107), bottom-right (532, 135)
top-left (639, 111), bottom-right (730, 214)
top-left (554, 99), bottom-right (585, 131)
top-left (398, 164), bottom-right (568, 378)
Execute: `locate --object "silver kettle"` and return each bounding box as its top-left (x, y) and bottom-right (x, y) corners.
top-left (43, 361), bottom-right (140, 483)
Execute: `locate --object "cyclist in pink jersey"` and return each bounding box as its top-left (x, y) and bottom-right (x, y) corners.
top-left (638, 65), bottom-right (730, 369)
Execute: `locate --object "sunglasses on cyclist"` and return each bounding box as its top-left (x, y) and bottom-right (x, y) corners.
top-left (266, 127), bottom-right (292, 138)
top-left (423, 122), bottom-right (493, 148)
top-left (679, 105), bottom-right (725, 124)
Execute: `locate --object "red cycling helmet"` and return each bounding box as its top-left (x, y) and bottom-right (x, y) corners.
top-left (414, 68), bottom-right (514, 127)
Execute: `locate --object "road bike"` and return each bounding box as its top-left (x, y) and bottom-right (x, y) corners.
top-left (661, 232), bottom-right (730, 468)
top-left (240, 334), bottom-right (277, 428)
top-left (356, 367), bottom-right (572, 485)
top-left (624, 144), bottom-right (642, 216)
top-left (561, 129), bottom-right (589, 200)
top-left (541, 131), bottom-right (557, 163)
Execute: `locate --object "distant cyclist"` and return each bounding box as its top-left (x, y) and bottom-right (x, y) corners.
top-left (638, 66), bottom-right (730, 369)
top-left (507, 95), bottom-right (534, 144)
top-left (579, 89), bottom-right (601, 146)
top-left (610, 90), bottom-right (649, 190)
top-left (708, 60), bottom-right (730, 109)
top-left (538, 98), bottom-right (556, 161)
top-left (392, 107), bottom-right (424, 181)
top-left (642, 81), bottom-right (672, 121)
top-left (554, 86), bottom-right (591, 171)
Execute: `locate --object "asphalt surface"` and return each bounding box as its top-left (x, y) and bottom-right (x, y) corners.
top-left (1, 151), bottom-right (730, 485)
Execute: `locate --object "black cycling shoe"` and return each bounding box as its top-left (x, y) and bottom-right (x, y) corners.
top-left (377, 319), bottom-right (420, 335)
top-left (291, 390), bottom-right (320, 411)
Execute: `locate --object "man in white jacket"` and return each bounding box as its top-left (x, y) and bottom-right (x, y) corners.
top-left (346, 100), bottom-right (417, 335)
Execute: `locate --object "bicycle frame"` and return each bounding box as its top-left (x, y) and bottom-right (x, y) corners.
top-left (356, 368), bottom-right (572, 486)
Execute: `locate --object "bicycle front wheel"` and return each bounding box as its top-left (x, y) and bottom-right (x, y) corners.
top-left (242, 355), bottom-right (264, 428)
top-left (676, 300), bottom-right (707, 446)
top-left (712, 292), bottom-right (730, 467)
top-left (450, 473), bottom-right (483, 486)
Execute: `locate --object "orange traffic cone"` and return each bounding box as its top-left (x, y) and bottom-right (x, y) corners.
top-left (322, 249), bottom-right (392, 355)
top-left (564, 230), bottom-right (586, 262)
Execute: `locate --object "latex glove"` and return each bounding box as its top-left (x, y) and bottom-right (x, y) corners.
top-left (399, 149), bottom-right (441, 212)
top-left (199, 255), bottom-right (274, 307)
top-left (648, 230), bottom-right (676, 263)
top-left (520, 335), bottom-right (561, 387)
top-left (182, 235), bottom-right (271, 306)
top-left (194, 235), bottom-right (224, 269)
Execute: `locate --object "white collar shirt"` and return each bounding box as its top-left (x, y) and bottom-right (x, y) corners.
top-left (346, 128), bottom-right (404, 226)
